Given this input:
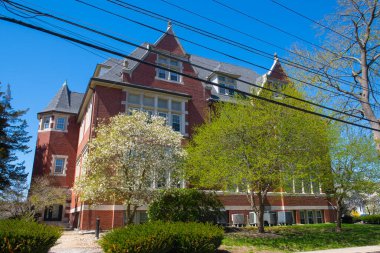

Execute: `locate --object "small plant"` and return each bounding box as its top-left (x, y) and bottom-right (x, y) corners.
top-left (0, 219), bottom-right (62, 253)
top-left (148, 188), bottom-right (224, 223)
top-left (99, 221), bottom-right (224, 253)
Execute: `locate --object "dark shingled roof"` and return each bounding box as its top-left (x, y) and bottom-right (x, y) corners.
top-left (40, 82), bottom-right (84, 114)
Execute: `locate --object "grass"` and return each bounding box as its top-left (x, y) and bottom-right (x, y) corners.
top-left (222, 223), bottom-right (380, 252)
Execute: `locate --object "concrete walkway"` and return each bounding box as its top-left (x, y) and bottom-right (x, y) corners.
top-left (299, 245), bottom-right (380, 253)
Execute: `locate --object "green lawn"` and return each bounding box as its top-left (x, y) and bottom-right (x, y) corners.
top-left (222, 223), bottom-right (380, 252)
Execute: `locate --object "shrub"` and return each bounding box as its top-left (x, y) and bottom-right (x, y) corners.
top-left (148, 188), bottom-right (224, 223)
top-left (0, 219), bottom-right (62, 253)
top-left (358, 214), bottom-right (380, 224)
top-left (99, 221), bottom-right (224, 253)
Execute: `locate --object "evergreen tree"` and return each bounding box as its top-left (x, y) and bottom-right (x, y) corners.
top-left (0, 84), bottom-right (30, 194)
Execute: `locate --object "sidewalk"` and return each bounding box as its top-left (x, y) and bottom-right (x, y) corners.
top-left (299, 245), bottom-right (380, 253)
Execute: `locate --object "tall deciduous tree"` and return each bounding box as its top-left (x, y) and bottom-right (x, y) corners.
top-left (74, 112), bottom-right (184, 226)
top-left (0, 84), bottom-right (30, 194)
top-left (289, 0), bottom-right (380, 150)
top-left (322, 128), bottom-right (380, 232)
top-left (185, 87), bottom-right (330, 233)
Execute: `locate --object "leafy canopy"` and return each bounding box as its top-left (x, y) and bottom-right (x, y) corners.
top-left (74, 111), bottom-right (185, 208)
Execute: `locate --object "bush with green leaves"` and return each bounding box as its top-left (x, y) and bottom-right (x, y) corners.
top-left (147, 188), bottom-right (224, 223)
top-left (0, 219), bottom-right (62, 253)
top-left (357, 214), bottom-right (380, 224)
top-left (99, 221), bottom-right (224, 253)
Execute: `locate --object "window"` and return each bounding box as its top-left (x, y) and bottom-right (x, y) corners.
top-left (316, 210), bottom-right (323, 223)
top-left (156, 56), bottom-right (181, 82)
top-left (54, 158), bottom-right (65, 175)
top-left (158, 98), bottom-right (168, 109)
top-left (143, 96), bottom-right (154, 107)
top-left (172, 114), bottom-right (181, 132)
top-left (128, 93), bottom-right (140, 105)
top-left (218, 75), bottom-right (236, 96)
top-left (307, 210), bottom-right (314, 224)
top-left (43, 116), bottom-right (50, 129)
top-left (171, 101), bottom-right (181, 111)
top-left (55, 117), bottom-right (66, 130)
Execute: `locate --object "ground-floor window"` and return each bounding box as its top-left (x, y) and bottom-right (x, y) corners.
top-left (44, 204), bottom-right (63, 221)
top-left (300, 210), bottom-right (324, 224)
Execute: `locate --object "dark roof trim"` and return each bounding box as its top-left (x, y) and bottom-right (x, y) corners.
top-left (91, 77), bottom-right (192, 98)
top-left (37, 110), bottom-right (78, 118)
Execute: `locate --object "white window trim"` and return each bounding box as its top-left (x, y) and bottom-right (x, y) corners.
top-left (217, 75), bottom-right (237, 96)
top-left (55, 116), bottom-right (68, 132)
top-left (39, 114), bottom-right (69, 133)
top-left (125, 90), bottom-right (188, 136)
top-left (51, 155), bottom-right (68, 176)
top-left (155, 55), bottom-right (184, 84)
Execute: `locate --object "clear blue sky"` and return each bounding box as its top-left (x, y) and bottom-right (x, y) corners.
top-left (0, 0), bottom-right (337, 187)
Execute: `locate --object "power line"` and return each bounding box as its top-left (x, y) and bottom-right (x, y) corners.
top-left (78, 0), bottom-right (380, 109)
top-left (10, 1), bottom-right (376, 125)
top-left (159, 0), bottom-right (377, 96)
top-left (270, 0), bottom-right (354, 42)
top-left (211, 0), bottom-right (341, 57)
top-left (0, 15), bottom-right (378, 132)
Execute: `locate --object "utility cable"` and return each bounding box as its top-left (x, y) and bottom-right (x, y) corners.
top-left (2, 0), bottom-right (378, 124)
top-left (75, 0), bottom-right (380, 110)
top-left (0, 15), bottom-right (378, 132)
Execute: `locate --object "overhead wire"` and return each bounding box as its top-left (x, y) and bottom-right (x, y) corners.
top-left (5, 0), bottom-right (376, 124)
top-left (159, 0), bottom-right (377, 96)
top-left (78, 0), bottom-right (380, 110)
top-left (0, 15), bottom-right (379, 132)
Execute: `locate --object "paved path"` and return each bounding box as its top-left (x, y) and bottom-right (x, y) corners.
top-left (49, 231), bottom-right (103, 253)
top-left (299, 245), bottom-right (380, 253)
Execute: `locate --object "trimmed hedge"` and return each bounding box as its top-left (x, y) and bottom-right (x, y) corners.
top-left (99, 221), bottom-right (224, 253)
top-left (356, 214), bottom-right (380, 224)
top-left (0, 219), bottom-right (62, 253)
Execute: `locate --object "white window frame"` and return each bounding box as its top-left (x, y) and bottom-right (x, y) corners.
top-left (55, 117), bottom-right (66, 131)
top-left (125, 91), bottom-right (187, 136)
top-left (51, 155), bottom-right (68, 176)
top-left (171, 114), bottom-right (181, 132)
top-left (156, 55), bottom-right (183, 83)
top-left (42, 116), bottom-right (51, 130)
top-left (218, 75), bottom-right (236, 96)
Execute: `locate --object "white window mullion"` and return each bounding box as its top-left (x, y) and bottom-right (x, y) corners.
top-left (168, 98), bottom-right (172, 127)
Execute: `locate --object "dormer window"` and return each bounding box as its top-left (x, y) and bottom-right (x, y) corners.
top-left (156, 55), bottom-right (182, 83)
top-left (218, 75), bottom-right (236, 96)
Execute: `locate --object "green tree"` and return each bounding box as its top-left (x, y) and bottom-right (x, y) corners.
top-left (74, 111), bottom-right (184, 226)
top-left (185, 87), bottom-right (330, 233)
top-left (0, 84), bottom-right (30, 194)
top-left (323, 128), bottom-right (380, 232)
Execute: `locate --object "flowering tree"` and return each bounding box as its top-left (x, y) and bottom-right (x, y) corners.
top-left (74, 112), bottom-right (184, 225)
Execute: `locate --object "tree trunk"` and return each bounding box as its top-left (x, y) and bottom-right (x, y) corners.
top-left (335, 198), bottom-right (343, 233)
top-left (126, 204), bottom-right (138, 225)
top-left (257, 193), bottom-right (265, 233)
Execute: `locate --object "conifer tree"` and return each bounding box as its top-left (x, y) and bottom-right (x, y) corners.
top-left (0, 84), bottom-right (30, 194)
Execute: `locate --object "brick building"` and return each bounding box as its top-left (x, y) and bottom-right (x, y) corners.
top-left (31, 25), bottom-right (336, 230)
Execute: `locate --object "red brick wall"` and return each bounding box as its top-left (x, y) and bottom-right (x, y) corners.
top-left (123, 33), bottom-right (209, 137)
top-left (32, 114), bottom-right (79, 188)
top-left (79, 209), bottom-right (125, 230)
